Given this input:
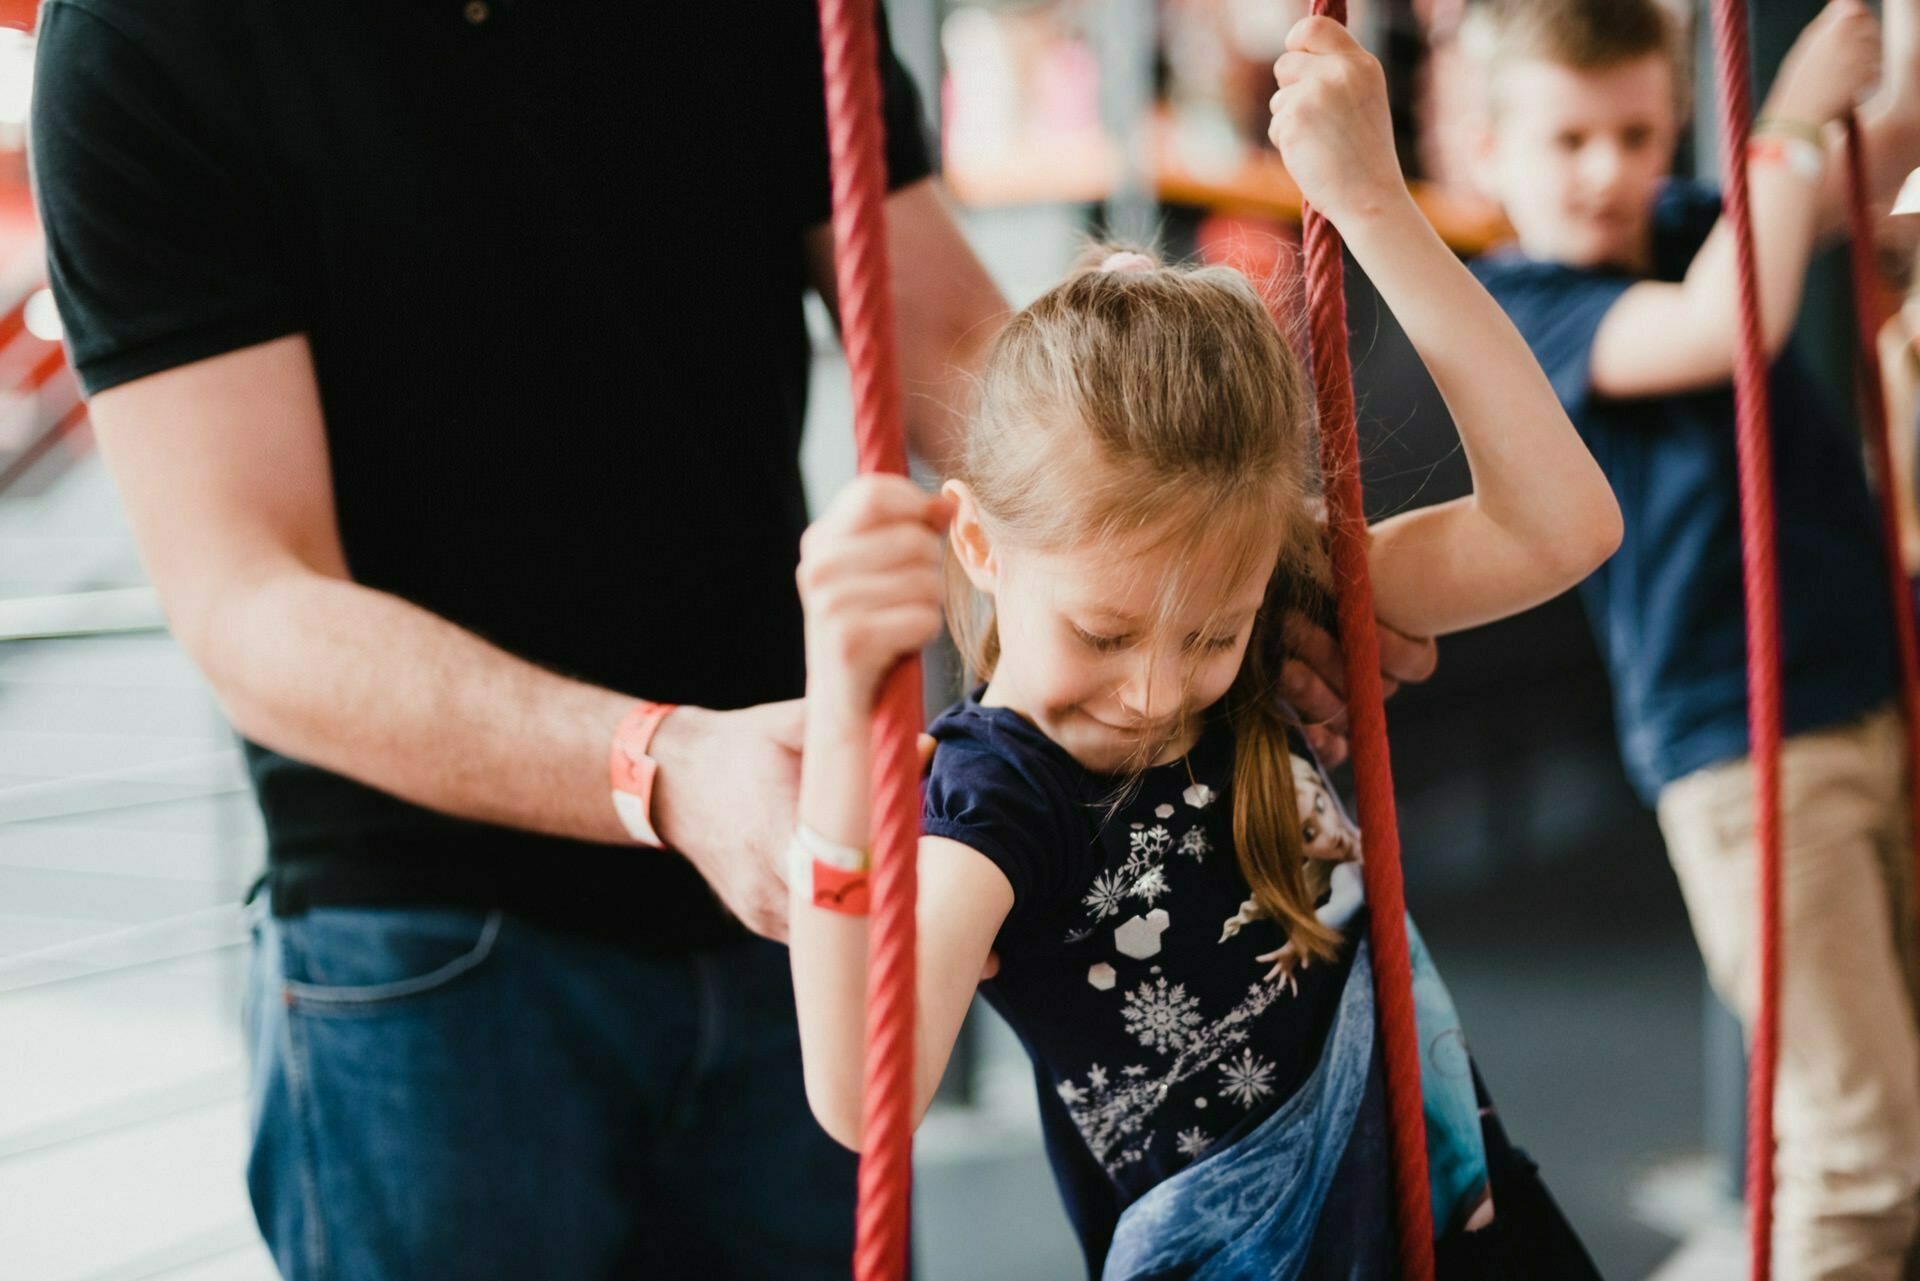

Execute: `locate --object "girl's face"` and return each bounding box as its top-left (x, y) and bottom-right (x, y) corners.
top-left (949, 483), bottom-right (1278, 774)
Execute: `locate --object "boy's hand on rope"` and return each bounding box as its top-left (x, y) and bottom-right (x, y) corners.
top-left (1769, 0), bottom-right (1882, 128)
top-left (798, 474), bottom-right (953, 723)
top-left (1267, 16), bottom-right (1406, 226)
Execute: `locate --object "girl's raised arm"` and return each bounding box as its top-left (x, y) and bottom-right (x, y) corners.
top-left (1270, 17), bottom-right (1622, 638)
top-left (790, 475), bottom-right (1013, 1150)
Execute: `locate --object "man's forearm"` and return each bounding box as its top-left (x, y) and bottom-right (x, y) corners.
top-left (205, 568), bottom-right (634, 844)
top-left (807, 179), bottom-right (1009, 477)
top-left (902, 313), bottom-right (1000, 477)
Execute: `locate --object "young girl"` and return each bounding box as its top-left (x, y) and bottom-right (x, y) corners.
top-left (790, 17), bottom-right (1620, 1278)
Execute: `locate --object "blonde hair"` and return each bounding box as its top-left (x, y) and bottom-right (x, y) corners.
top-left (950, 245), bottom-right (1339, 964)
top-left (1466, 0), bottom-right (1690, 116)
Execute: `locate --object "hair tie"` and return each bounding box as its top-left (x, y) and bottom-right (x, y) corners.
top-left (1099, 250), bottom-right (1157, 275)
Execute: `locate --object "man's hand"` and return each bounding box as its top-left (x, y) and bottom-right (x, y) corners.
top-left (649, 700), bottom-right (806, 941)
top-left (1279, 613), bottom-right (1438, 766)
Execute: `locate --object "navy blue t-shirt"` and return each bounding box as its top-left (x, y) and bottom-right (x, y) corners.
top-left (925, 696), bottom-right (1374, 1273)
top-left (1472, 180), bottom-right (1894, 800)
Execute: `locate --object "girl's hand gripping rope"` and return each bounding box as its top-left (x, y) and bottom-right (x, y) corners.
top-left (798, 475), bottom-right (953, 725)
top-left (1268, 18), bottom-right (1408, 227)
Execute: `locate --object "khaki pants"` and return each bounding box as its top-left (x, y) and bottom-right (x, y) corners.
top-left (1659, 706), bottom-right (1920, 1280)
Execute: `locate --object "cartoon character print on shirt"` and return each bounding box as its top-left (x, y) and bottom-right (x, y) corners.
top-left (1219, 755), bottom-right (1364, 990)
top-left (1053, 753), bottom-right (1364, 1176)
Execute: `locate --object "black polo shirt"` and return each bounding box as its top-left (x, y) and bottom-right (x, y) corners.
top-left (31, 0), bottom-right (933, 947)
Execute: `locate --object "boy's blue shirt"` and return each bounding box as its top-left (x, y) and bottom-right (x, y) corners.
top-left (1472, 178), bottom-right (1895, 802)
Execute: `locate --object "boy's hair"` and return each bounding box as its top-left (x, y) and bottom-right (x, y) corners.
top-left (948, 243), bottom-right (1340, 964)
top-left (1467, 0), bottom-right (1690, 112)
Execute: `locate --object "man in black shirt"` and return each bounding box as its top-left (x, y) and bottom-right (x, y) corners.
top-left (31, 0), bottom-right (1433, 1274)
top-left (32, 1), bottom-right (997, 1275)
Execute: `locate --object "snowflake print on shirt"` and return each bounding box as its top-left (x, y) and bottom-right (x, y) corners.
top-left (1083, 869), bottom-right (1128, 921)
top-left (1054, 978), bottom-right (1293, 1174)
top-left (1067, 797), bottom-right (1217, 940)
top-left (1219, 1047), bottom-right (1277, 1106)
top-left (1122, 977), bottom-right (1204, 1053)
top-left (1111, 1133), bottom-right (1156, 1170)
top-left (1129, 824), bottom-right (1172, 862)
top-left (991, 736), bottom-right (1338, 1179)
top-left (925, 695), bottom-right (1506, 1268)
top-left (1130, 864), bottom-right (1170, 905)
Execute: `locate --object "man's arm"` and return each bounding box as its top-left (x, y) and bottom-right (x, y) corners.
top-left (89, 335), bottom-right (799, 938)
top-left (805, 178), bottom-right (1009, 474)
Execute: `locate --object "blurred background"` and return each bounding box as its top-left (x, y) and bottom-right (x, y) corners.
top-left (0, 0), bottom-right (1892, 1277)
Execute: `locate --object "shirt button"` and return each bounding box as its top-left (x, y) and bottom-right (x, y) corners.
top-left (463, 0), bottom-right (489, 23)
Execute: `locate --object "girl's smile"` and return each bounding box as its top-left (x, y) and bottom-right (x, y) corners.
top-left (953, 503), bottom-right (1279, 776)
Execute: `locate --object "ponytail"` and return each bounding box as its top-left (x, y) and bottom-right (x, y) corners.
top-left (1226, 576), bottom-right (1340, 965)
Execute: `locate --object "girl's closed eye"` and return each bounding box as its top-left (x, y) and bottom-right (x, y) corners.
top-left (1071, 624), bottom-right (1133, 653)
top-left (1190, 633), bottom-right (1240, 654)
top-left (1070, 624), bottom-right (1237, 655)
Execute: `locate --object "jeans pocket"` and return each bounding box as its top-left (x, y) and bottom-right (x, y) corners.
top-left (281, 906), bottom-right (503, 1011)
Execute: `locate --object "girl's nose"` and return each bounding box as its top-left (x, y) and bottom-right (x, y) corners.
top-left (1116, 648), bottom-right (1184, 723)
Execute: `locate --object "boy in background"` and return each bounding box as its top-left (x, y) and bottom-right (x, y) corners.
top-left (1470, 0), bottom-right (1920, 1274)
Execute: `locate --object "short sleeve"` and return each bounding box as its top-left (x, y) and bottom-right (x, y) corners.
top-left (786, 0), bottom-right (936, 229)
top-left (31, 1), bottom-right (301, 396)
top-left (1474, 257), bottom-right (1634, 419)
top-left (1650, 178), bottom-right (1724, 275)
top-left (922, 719), bottom-right (1088, 941)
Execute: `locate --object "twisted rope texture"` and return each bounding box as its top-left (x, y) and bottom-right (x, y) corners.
top-left (1297, 2), bottom-right (1434, 1274)
top-left (1702, 1), bottom-right (1783, 1275)
top-left (816, 1), bottom-right (919, 1276)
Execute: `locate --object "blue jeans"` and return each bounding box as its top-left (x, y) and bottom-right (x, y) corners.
top-left (244, 902), bottom-right (858, 1280)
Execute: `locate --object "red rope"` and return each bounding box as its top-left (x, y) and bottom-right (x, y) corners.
top-left (1842, 116), bottom-right (1920, 949)
top-left (1297, 3), bottom-right (1434, 1274)
top-left (1702, 1), bottom-right (1784, 1275)
top-left (815, 1), bottom-right (920, 1277)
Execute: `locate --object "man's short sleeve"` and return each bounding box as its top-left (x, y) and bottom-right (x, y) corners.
top-left (787, 1), bottom-right (936, 229)
top-left (31, 1), bottom-right (301, 396)
top-left (1473, 256), bottom-right (1634, 419)
top-left (1652, 179), bottom-right (1725, 270)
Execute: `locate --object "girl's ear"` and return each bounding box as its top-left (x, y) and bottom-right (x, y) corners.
top-left (944, 479), bottom-right (998, 594)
